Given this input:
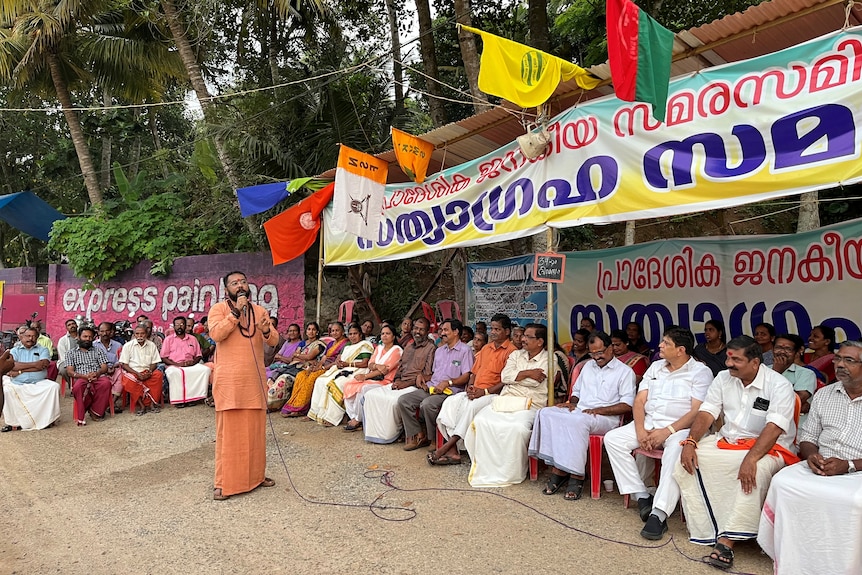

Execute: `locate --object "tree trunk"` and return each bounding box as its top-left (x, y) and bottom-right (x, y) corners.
top-left (160, 0), bottom-right (242, 193)
top-left (148, 108), bottom-right (171, 179)
top-left (624, 221), bottom-right (635, 245)
top-left (385, 0), bottom-right (404, 118)
top-left (455, 0), bottom-right (491, 114)
top-left (46, 52), bottom-right (103, 207)
top-left (268, 3), bottom-right (281, 87)
top-left (160, 0), bottom-right (260, 241)
top-left (99, 86), bottom-right (112, 191)
top-left (527, 0), bottom-right (550, 52)
top-left (796, 191), bottom-right (820, 232)
top-left (449, 248), bottom-right (467, 314)
top-left (415, 0), bottom-right (447, 127)
top-left (128, 107), bottom-right (142, 179)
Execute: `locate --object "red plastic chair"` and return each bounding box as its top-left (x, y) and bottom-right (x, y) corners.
top-left (435, 300), bottom-right (462, 322)
top-left (337, 300), bottom-right (356, 324)
top-left (420, 301), bottom-right (438, 333)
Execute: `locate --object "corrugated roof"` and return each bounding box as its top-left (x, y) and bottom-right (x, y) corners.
top-left (320, 0), bottom-right (855, 183)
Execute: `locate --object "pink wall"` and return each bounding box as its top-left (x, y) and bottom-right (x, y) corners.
top-left (45, 252), bottom-right (304, 339)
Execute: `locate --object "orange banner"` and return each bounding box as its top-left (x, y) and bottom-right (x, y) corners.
top-left (392, 127), bottom-right (434, 183)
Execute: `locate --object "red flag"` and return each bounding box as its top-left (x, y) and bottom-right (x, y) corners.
top-left (263, 182), bottom-right (334, 265)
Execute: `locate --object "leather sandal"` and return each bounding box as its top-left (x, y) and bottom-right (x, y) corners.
top-left (213, 488), bottom-right (229, 501)
top-left (542, 473), bottom-right (567, 495)
top-left (563, 477), bottom-right (585, 501)
top-left (704, 542), bottom-right (734, 570)
top-left (260, 477), bottom-right (276, 487)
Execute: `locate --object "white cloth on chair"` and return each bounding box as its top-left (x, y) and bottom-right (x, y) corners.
top-left (2, 376), bottom-right (60, 430)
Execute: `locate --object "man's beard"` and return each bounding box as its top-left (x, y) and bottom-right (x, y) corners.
top-left (78, 339), bottom-right (93, 349)
top-left (175, 329), bottom-right (185, 336)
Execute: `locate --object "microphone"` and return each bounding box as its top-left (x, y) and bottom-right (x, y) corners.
top-left (237, 289), bottom-right (248, 311)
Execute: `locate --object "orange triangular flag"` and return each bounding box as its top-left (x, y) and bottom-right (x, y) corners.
top-left (391, 127), bottom-right (434, 183)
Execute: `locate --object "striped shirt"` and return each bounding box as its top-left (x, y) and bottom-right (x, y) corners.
top-left (799, 382), bottom-right (862, 460)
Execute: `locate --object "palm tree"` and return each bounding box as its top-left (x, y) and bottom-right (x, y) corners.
top-left (0, 0), bottom-right (183, 207)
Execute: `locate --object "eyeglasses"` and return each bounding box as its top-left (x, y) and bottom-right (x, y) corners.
top-left (773, 345), bottom-right (796, 353)
top-left (227, 279), bottom-right (248, 287)
top-left (832, 355), bottom-right (862, 366)
top-left (523, 335), bottom-right (538, 340)
top-left (589, 348), bottom-right (609, 358)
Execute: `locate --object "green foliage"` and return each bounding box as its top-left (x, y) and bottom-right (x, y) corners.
top-left (374, 261), bottom-right (422, 321)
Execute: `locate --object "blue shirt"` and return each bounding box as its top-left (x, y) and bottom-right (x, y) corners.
top-left (429, 340), bottom-right (475, 392)
top-left (94, 338), bottom-right (123, 366)
top-left (9, 344), bottom-right (50, 384)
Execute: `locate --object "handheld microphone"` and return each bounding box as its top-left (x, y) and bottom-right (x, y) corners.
top-left (237, 289), bottom-right (248, 311)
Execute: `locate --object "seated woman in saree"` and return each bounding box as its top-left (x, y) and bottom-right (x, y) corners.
top-left (307, 324), bottom-right (374, 427)
top-left (693, 319), bottom-right (727, 377)
top-left (281, 322), bottom-right (348, 417)
top-left (805, 324), bottom-right (836, 384)
top-left (343, 324), bottom-right (403, 432)
top-left (611, 329), bottom-right (649, 384)
top-left (265, 322), bottom-right (322, 412)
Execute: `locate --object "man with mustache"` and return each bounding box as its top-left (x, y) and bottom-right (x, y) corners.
top-left (119, 325), bottom-right (164, 415)
top-left (2, 328), bottom-right (60, 431)
top-left (161, 316), bottom-right (210, 408)
top-left (208, 271), bottom-right (278, 501)
top-left (674, 335), bottom-right (797, 571)
top-left (758, 340), bottom-right (862, 575)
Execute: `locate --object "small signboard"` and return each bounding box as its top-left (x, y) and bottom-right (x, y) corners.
top-left (534, 253), bottom-right (565, 283)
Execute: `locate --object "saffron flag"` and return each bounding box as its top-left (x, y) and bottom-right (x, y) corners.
top-left (263, 182), bottom-right (334, 265)
top-left (460, 24), bottom-right (600, 109)
top-left (391, 127), bottom-right (434, 183)
top-left (606, 0), bottom-right (674, 122)
top-left (332, 145), bottom-right (388, 241)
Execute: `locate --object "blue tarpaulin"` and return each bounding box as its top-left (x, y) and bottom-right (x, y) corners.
top-left (0, 192), bottom-right (66, 241)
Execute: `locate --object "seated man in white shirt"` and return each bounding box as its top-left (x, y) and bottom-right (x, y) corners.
top-left (674, 335), bottom-right (797, 571)
top-left (528, 331), bottom-right (637, 500)
top-left (2, 327), bottom-right (61, 431)
top-left (160, 316), bottom-right (210, 407)
top-left (758, 340), bottom-right (862, 575)
top-left (56, 318), bottom-right (79, 370)
top-left (464, 323), bottom-right (558, 487)
top-left (605, 326), bottom-right (714, 540)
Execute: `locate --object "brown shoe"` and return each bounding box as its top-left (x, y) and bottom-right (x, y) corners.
top-left (403, 434), bottom-right (429, 451)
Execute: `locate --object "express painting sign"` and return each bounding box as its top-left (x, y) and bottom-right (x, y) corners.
top-left (46, 252), bottom-right (304, 336)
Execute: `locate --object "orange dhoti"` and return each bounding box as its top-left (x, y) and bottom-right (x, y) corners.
top-left (121, 371), bottom-right (163, 409)
top-left (214, 408), bottom-right (267, 496)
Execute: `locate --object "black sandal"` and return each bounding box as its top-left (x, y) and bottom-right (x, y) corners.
top-left (704, 542), bottom-right (734, 570)
top-left (542, 473), bottom-right (568, 495)
top-left (563, 477), bottom-right (584, 501)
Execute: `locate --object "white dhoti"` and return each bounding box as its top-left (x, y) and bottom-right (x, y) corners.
top-left (344, 383), bottom-right (381, 422)
top-left (672, 435), bottom-right (785, 545)
top-left (362, 384), bottom-right (417, 444)
top-left (165, 364), bottom-right (211, 405)
top-left (465, 406), bottom-right (538, 487)
top-left (605, 422), bottom-right (689, 515)
top-left (2, 378), bottom-right (61, 430)
top-left (527, 407), bottom-right (620, 476)
top-left (308, 371), bottom-right (356, 426)
top-left (437, 393), bottom-right (494, 444)
top-left (758, 461), bottom-right (862, 575)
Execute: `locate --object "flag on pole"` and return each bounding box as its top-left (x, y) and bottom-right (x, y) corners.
top-left (332, 145), bottom-right (388, 241)
top-left (391, 127), bottom-right (434, 183)
top-left (263, 182), bottom-right (334, 265)
top-left (460, 24), bottom-right (600, 109)
top-left (236, 182), bottom-right (292, 217)
top-left (606, 0), bottom-right (674, 122)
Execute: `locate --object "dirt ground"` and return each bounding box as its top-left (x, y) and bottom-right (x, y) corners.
top-left (0, 395), bottom-right (774, 575)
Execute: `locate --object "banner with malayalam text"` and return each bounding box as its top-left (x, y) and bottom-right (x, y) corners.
top-left (466, 218), bottom-right (862, 350)
top-left (326, 29), bottom-right (862, 265)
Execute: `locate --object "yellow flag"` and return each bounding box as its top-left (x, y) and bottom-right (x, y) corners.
top-left (461, 24), bottom-right (600, 108)
top-left (391, 127), bottom-right (434, 183)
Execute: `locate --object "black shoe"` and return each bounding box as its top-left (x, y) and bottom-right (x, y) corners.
top-left (640, 514), bottom-right (668, 540)
top-left (0, 425), bottom-right (14, 432)
top-left (637, 495), bottom-right (654, 522)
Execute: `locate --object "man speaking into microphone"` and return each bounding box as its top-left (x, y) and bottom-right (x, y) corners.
top-left (208, 271), bottom-right (280, 501)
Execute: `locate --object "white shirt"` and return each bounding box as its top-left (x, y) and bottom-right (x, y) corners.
top-left (572, 356), bottom-right (637, 410)
top-left (119, 340), bottom-right (162, 372)
top-left (500, 349), bottom-right (558, 408)
top-left (640, 356), bottom-right (714, 429)
top-left (57, 333), bottom-right (78, 363)
top-left (700, 363), bottom-right (796, 451)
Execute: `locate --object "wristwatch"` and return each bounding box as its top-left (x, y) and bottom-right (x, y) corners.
top-left (447, 379), bottom-right (452, 386)
top-left (849, 459), bottom-right (857, 474)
